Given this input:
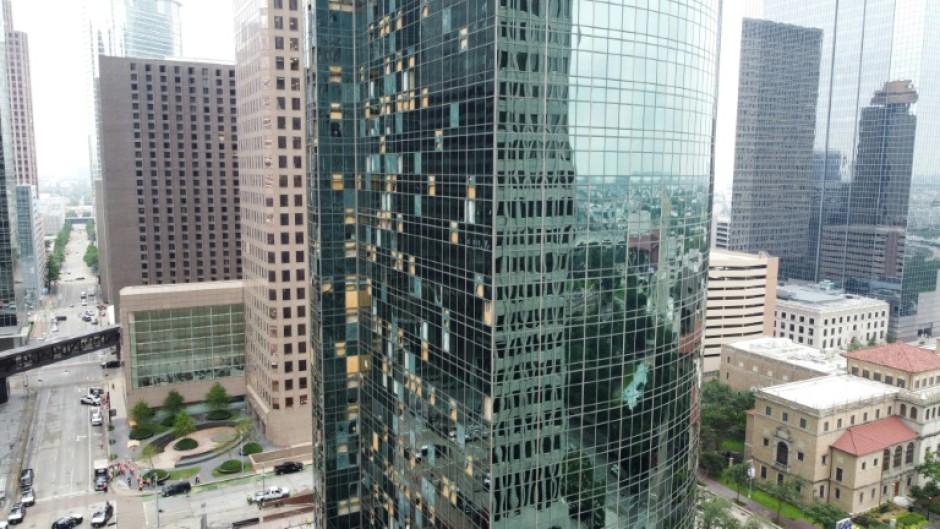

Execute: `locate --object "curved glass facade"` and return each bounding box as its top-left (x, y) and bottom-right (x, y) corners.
top-left (308, 0), bottom-right (719, 527)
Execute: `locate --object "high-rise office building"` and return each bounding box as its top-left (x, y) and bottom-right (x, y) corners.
top-left (3, 0), bottom-right (38, 190)
top-left (88, 0), bottom-right (183, 298)
top-left (233, 0), bottom-right (312, 447)
top-left (0, 2), bottom-right (18, 331)
top-left (307, 1), bottom-right (720, 528)
top-left (735, 1), bottom-right (940, 340)
top-left (14, 185), bottom-right (43, 307)
top-left (96, 56), bottom-right (242, 315)
top-left (729, 18), bottom-right (822, 280)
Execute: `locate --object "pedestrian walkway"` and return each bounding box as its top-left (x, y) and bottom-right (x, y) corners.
top-left (699, 472), bottom-right (818, 529)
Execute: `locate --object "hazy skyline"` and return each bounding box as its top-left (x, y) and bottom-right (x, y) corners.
top-left (10, 0), bottom-right (740, 192)
top-left (8, 0), bottom-right (235, 187)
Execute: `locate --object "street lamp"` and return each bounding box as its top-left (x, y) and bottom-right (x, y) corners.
top-left (747, 465), bottom-right (755, 498)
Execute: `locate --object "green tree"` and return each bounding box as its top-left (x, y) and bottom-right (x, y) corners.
top-left (46, 259), bottom-right (61, 283)
top-left (913, 453), bottom-right (940, 520)
top-left (205, 382), bottom-right (231, 411)
top-left (86, 219), bottom-right (96, 242)
top-left (699, 451), bottom-right (726, 478)
top-left (724, 462), bottom-right (752, 503)
top-left (700, 380), bottom-right (754, 452)
top-left (742, 512), bottom-right (770, 529)
top-left (172, 410), bottom-right (196, 439)
top-left (162, 390), bottom-right (185, 416)
top-left (130, 400), bottom-right (154, 426)
top-left (804, 500), bottom-right (848, 527)
top-left (768, 476), bottom-right (806, 523)
top-left (699, 496), bottom-right (741, 529)
top-left (84, 244), bottom-right (99, 272)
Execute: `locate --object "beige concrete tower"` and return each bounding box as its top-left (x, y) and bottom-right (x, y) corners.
top-left (233, 0), bottom-right (311, 446)
top-left (3, 0), bottom-right (38, 189)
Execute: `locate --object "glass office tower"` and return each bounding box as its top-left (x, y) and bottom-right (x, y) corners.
top-left (308, 0), bottom-right (720, 528)
top-left (732, 1), bottom-right (940, 340)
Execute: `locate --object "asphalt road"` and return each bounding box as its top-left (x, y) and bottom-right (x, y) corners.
top-left (32, 224), bottom-right (104, 341)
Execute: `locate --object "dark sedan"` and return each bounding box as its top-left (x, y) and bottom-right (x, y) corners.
top-left (50, 514), bottom-right (83, 529)
top-left (274, 461), bottom-right (303, 475)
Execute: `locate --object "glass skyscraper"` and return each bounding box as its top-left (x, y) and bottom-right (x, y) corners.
top-left (308, 1), bottom-right (719, 528)
top-left (731, 1), bottom-right (940, 340)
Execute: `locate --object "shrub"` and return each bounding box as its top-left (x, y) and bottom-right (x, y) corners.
top-left (129, 426), bottom-right (155, 440)
top-left (896, 512), bottom-right (926, 528)
top-left (173, 437), bottom-right (199, 451)
top-left (143, 469), bottom-right (170, 484)
top-left (206, 409), bottom-right (232, 421)
top-left (216, 459), bottom-right (244, 474)
top-left (241, 442), bottom-right (263, 455)
top-left (161, 415), bottom-right (176, 428)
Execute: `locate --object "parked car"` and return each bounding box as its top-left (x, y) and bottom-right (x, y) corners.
top-left (247, 486), bottom-right (290, 504)
top-left (88, 387), bottom-right (104, 397)
top-left (50, 514), bottom-right (83, 529)
top-left (100, 359), bottom-right (120, 369)
top-left (7, 504), bottom-right (24, 524)
top-left (19, 469), bottom-right (33, 488)
top-left (90, 410), bottom-right (103, 426)
top-left (94, 476), bottom-right (108, 492)
top-left (90, 503), bottom-right (113, 527)
top-left (273, 461), bottom-right (303, 475)
top-left (19, 489), bottom-right (34, 507)
top-left (161, 481), bottom-right (191, 497)
top-left (80, 395), bottom-right (100, 406)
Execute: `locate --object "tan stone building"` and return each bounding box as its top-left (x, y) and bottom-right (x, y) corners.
top-left (719, 337), bottom-right (843, 392)
top-left (233, 0), bottom-right (312, 446)
top-left (703, 250), bottom-right (778, 377)
top-left (746, 374), bottom-right (903, 513)
top-left (775, 282), bottom-right (889, 350)
top-left (120, 281), bottom-right (246, 407)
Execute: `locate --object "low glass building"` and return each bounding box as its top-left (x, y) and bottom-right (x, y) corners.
top-left (120, 280), bottom-right (246, 406)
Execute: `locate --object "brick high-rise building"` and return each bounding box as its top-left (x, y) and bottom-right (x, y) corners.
top-left (97, 57), bottom-right (242, 315)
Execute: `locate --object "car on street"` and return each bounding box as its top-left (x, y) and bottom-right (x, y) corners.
top-left (94, 475), bottom-right (108, 492)
top-left (88, 387), bottom-right (104, 397)
top-left (19, 469), bottom-right (33, 488)
top-left (7, 504), bottom-right (24, 524)
top-left (273, 461), bottom-right (303, 475)
top-left (100, 359), bottom-right (120, 369)
top-left (80, 395), bottom-right (100, 406)
top-left (50, 514), bottom-right (83, 529)
top-left (91, 410), bottom-right (103, 426)
top-left (247, 486), bottom-right (290, 504)
top-left (19, 489), bottom-right (34, 507)
top-left (90, 503), bottom-right (113, 527)
top-left (161, 481), bottom-right (191, 497)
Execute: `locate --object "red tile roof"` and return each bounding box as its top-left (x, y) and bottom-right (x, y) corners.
top-left (830, 416), bottom-right (917, 456)
top-left (843, 343), bottom-right (940, 373)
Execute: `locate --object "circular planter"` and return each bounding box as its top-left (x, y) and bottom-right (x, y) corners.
top-left (216, 459), bottom-right (244, 475)
top-left (173, 437), bottom-right (199, 451)
top-left (143, 469), bottom-right (170, 485)
top-left (130, 427), bottom-right (155, 440)
top-left (240, 442), bottom-right (263, 456)
top-left (206, 410), bottom-right (232, 421)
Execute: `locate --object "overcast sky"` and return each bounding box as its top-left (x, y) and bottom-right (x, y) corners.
top-left (11, 0), bottom-right (739, 192)
top-left (9, 0), bottom-right (235, 187)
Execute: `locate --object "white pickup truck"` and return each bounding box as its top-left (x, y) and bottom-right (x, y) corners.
top-left (247, 486), bottom-right (290, 504)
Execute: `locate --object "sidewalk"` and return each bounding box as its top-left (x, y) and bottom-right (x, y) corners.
top-left (699, 473), bottom-right (819, 529)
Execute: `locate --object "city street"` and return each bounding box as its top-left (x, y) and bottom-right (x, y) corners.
top-left (32, 224), bottom-right (104, 342)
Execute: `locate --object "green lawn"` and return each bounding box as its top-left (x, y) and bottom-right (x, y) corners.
top-left (168, 467), bottom-right (200, 480)
top-left (719, 438), bottom-right (745, 453)
top-left (717, 475), bottom-right (811, 523)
